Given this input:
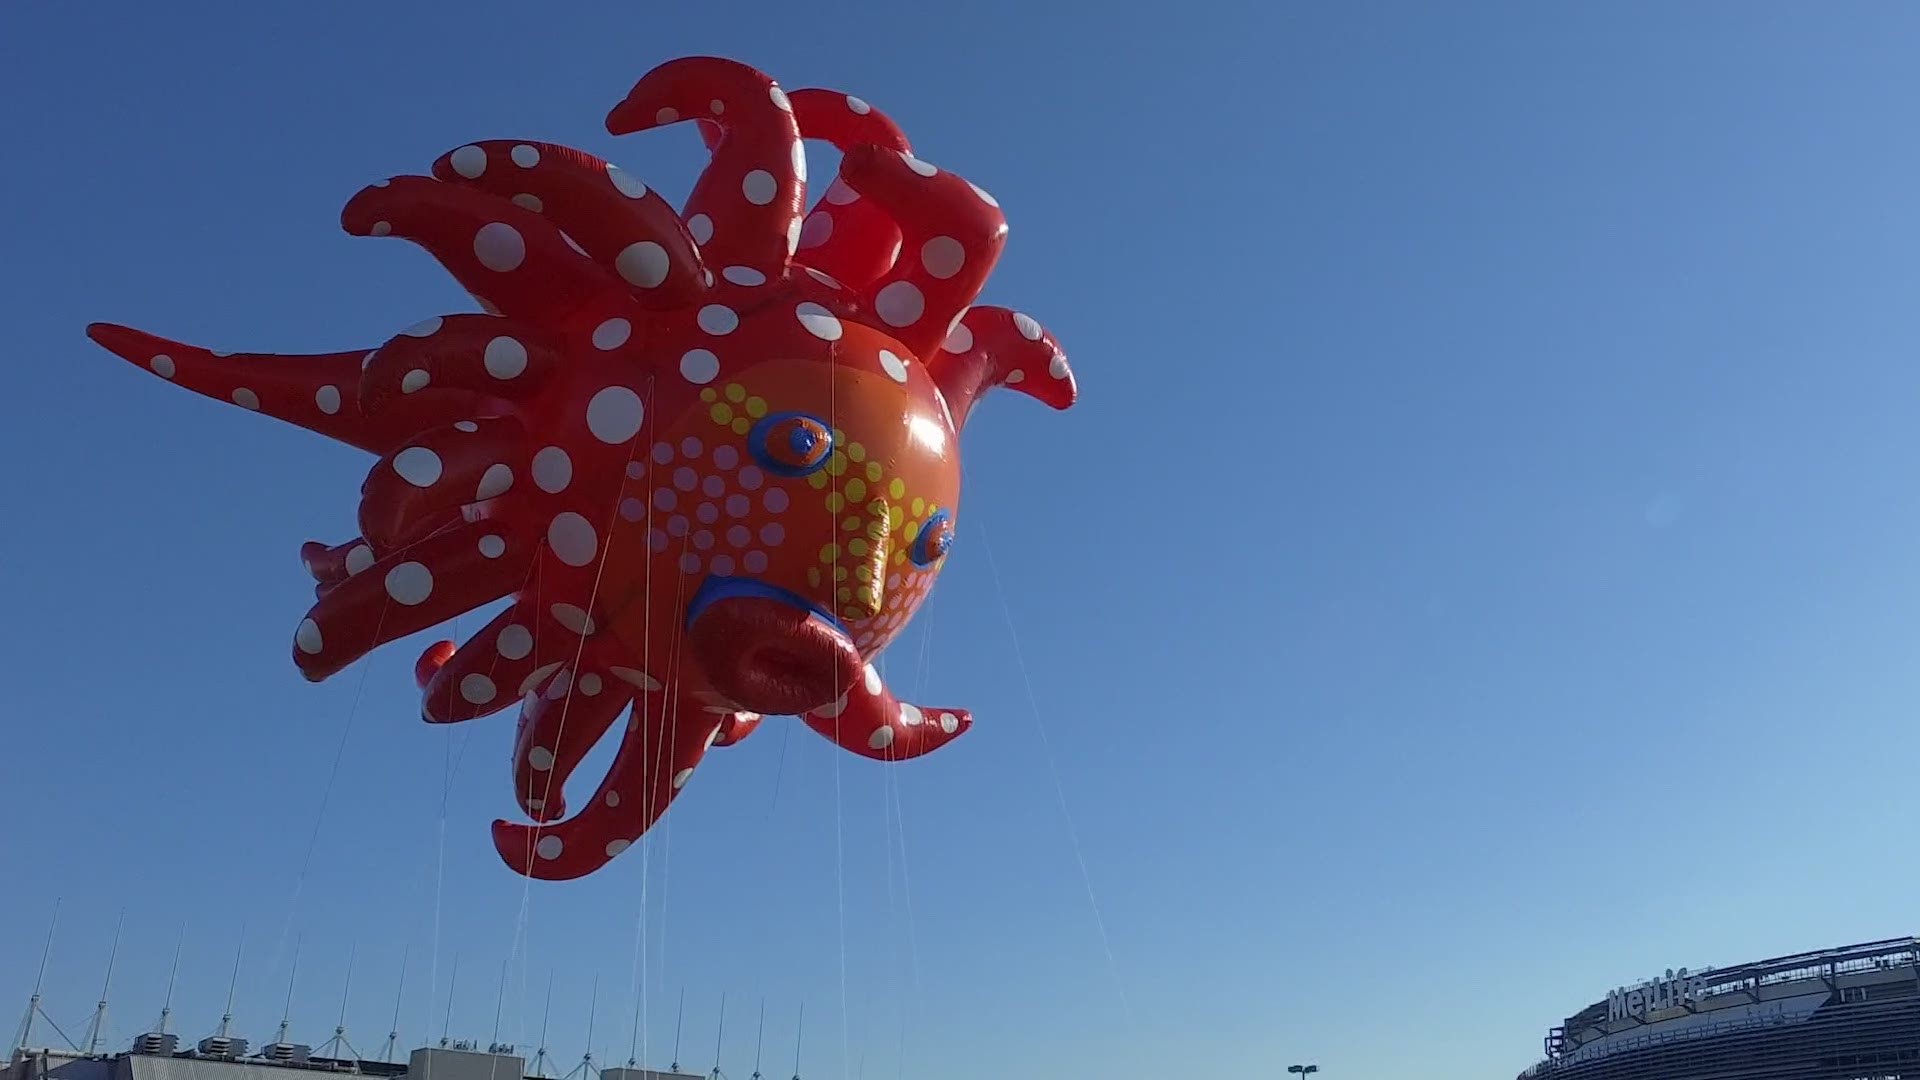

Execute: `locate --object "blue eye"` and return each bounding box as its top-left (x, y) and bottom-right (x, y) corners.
top-left (910, 509), bottom-right (954, 567)
top-left (748, 412), bottom-right (834, 476)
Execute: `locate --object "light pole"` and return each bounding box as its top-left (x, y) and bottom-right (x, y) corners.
top-left (1287, 1066), bottom-right (1319, 1079)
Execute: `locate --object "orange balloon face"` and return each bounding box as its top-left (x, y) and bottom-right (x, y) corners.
top-left (599, 319), bottom-right (959, 663)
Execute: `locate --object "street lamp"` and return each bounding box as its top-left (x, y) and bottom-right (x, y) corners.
top-left (1287, 1067), bottom-right (1319, 1078)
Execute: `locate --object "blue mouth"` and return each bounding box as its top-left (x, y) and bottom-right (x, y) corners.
top-left (684, 575), bottom-right (850, 636)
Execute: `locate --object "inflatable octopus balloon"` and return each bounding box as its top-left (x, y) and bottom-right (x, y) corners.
top-left (86, 56), bottom-right (1077, 880)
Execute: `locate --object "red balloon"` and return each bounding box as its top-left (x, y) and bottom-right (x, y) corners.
top-left (87, 56), bottom-right (1077, 880)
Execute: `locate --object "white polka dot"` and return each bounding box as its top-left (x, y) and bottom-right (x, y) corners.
top-left (345, 545), bottom-right (375, 575)
top-left (969, 181), bottom-right (999, 207)
top-left (511, 193), bottom-right (543, 213)
top-left (1005, 369), bottom-right (1026, 384)
top-left (605, 838), bottom-right (631, 857)
top-left (807, 268), bottom-right (844, 291)
top-left (921, 236), bottom-right (965, 279)
top-left (497, 624), bottom-right (533, 660)
top-left (583, 385), bottom-right (644, 444)
top-left (875, 281), bottom-right (925, 327)
top-left (763, 487), bottom-right (788, 512)
top-left (370, 221), bottom-right (392, 237)
top-left (551, 603), bottom-right (595, 635)
top-left (1050, 353), bottom-right (1070, 379)
top-left (846, 95), bottom-right (871, 115)
top-left (404, 316), bottom-right (443, 338)
top-left (673, 468), bottom-right (697, 492)
top-left (535, 835), bottom-right (563, 861)
top-left (878, 349), bottom-right (909, 383)
top-left (1013, 312), bottom-right (1043, 341)
top-left (743, 550), bottom-right (768, 574)
top-left (149, 354), bottom-right (176, 378)
top-left (655, 107), bottom-right (677, 124)
top-left (394, 446), bottom-right (443, 487)
top-left (791, 140), bottom-right (808, 183)
top-left (688, 213), bottom-right (714, 244)
top-left (454, 420), bottom-right (479, 433)
top-left (940, 712), bottom-right (960, 733)
top-left (679, 348), bottom-right (720, 384)
top-left (543, 667), bottom-right (573, 700)
top-left (513, 666), bottom-right (555, 701)
top-left (672, 768), bottom-right (694, 789)
top-left (711, 554), bottom-right (736, 576)
top-left (759, 522), bottom-right (784, 544)
top-left (739, 466), bottom-right (765, 491)
top-left (769, 85), bottom-right (792, 111)
top-left (824, 180), bottom-right (859, 206)
top-left (900, 153), bottom-right (938, 178)
top-left (713, 445), bottom-right (738, 468)
top-left (679, 552), bottom-right (701, 574)
top-left (362, 350), bottom-right (379, 370)
top-left (315, 385), bottom-right (341, 413)
top-left (899, 703), bottom-right (924, 726)
top-left (698, 305), bottom-right (739, 335)
top-left (605, 790), bottom-right (621, 807)
top-left (868, 726), bottom-right (896, 750)
top-left (401, 369), bottom-right (430, 394)
top-left (609, 667), bottom-right (662, 692)
top-left (537, 510), bottom-right (595, 566)
top-left (619, 497), bottom-right (644, 521)
top-left (943, 320), bottom-right (974, 353)
top-left (814, 694), bottom-right (848, 719)
top-left (742, 170), bottom-right (777, 205)
top-left (476, 463), bottom-right (513, 500)
top-left (607, 164), bottom-right (648, 199)
top-left (786, 216), bottom-right (803, 256)
top-left (710, 98), bottom-right (725, 115)
top-left (384, 562), bottom-right (433, 605)
top-left (796, 302), bottom-right (843, 340)
top-left (526, 745), bottom-right (556, 772)
top-left (477, 297), bottom-right (502, 315)
top-left (525, 798), bottom-right (545, 813)
top-left (579, 673), bottom-right (603, 696)
top-left (510, 144), bottom-right (540, 168)
top-left (864, 665), bottom-right (884, 694)
top-left (798, 211), bottom-right (833, 249)
top-left (229, 388), bottom-right (260, 410)
top-left (295, 618), bottom-right (323, 654)
top-left (478, 534), bottom-right (506, 559)
top-left (592, 318), bottom-right (631, 351)
top-left (450, 145), bottom-right (487, 178)
top-left (615, 241), bottom-right (670, 289)
top-left (722, 265), bottom-right (766, 286)
top-left (474, 222), bottom-right (526, 271)
top-left (532, 447), bottom-right (572, 492)
top-left (479, 336), bottom-right (527, 380)
top-left (460, 674), bottom-right (497, 704)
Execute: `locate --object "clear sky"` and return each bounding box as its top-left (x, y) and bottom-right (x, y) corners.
top-left (7, 3), bottom-right (1920, 1078)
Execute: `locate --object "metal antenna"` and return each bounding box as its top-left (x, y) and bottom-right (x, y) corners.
top-left (381, 947), bottom-right (409, 1064)
top-left (12, 898), bottom-right (62, 1054)
top-left (439, 954), bottom-right (460, 1045)
top-left (528, 974), bottom-right (555, 1079)
top-left (707, 992), bottom-right (727, 1080)
top-left (749, 1000), bottom-right (765, 1080)
top-left (669, 989), bottom-right (685, 1072)
top-left (317, 943), bottom-right (364, 1064)
top-left (489, 960), bottom-right (508, 1048)
top-left (788, 1003), bottom-right (803, 1080)
top-left (565, 978), bottom-right (598, 1080)
top-left (83, 911), bottom-right (126, 1055)
top-left (273, 936), bottom-right (303, 1048)
top-left (217, 925), bottom-right (246, 1039)
top-left (155, 923), bottom-right (186, 1036)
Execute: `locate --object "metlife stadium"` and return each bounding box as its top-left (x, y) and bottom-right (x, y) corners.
top-left (1517, 938), bottom-right (1920, 1080)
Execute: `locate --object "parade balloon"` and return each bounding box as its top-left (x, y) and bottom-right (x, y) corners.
top-left (87, 56), bottom-right (1078, 880)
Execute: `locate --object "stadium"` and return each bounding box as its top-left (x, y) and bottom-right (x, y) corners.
top-left (1518, 938), bottom-right (1920, 1080)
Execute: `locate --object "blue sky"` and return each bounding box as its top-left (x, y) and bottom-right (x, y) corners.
top-left (8, 2), bottom-right (1920, 1077)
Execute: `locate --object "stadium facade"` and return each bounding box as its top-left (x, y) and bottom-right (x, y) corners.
top-left (1519, 937), bottom-right (1920, 1080)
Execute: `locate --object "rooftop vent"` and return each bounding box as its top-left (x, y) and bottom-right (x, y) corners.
top-left (131, 1033), bottom-right (180, 1056)
top-left (197, 1036), bottom-right (248, 1059)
